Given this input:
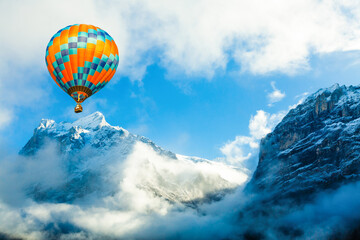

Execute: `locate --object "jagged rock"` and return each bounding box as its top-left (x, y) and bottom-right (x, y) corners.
top-left (247, 84), bottom-right (360, 202)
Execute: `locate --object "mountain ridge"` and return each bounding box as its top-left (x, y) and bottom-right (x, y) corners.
top-left (247, 83), bottom-right (360, 202)
top-left (20, 111), bottom-right (248, 206)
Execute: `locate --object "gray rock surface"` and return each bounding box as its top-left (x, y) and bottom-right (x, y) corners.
top-left (247, 83), bottom-right (360, 202)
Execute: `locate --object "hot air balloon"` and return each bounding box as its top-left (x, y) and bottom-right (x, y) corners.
top-left (45, 24), bottom-right (119, 113)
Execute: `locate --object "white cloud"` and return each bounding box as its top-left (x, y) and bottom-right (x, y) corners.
top-left (134, 0), bottom-right (360, 77)
top-left (267, 81), bottom-right (286, 106)
top-left (0, 105), bottom-right (14, 130)
top-left (2, 0), bottom-right (360, 80)
top-left (220, 136), bottom-right (258, 164)
top-left (249, 110), bottom-right (285, 139)
top-left (0, 143), bottom-right (66, 206)
top-left (289, 91), bottom-right (310, 109)
top-left (2, 1), bottom-right (360, 80)
top-left (221, 110), bottom-right (285, 167)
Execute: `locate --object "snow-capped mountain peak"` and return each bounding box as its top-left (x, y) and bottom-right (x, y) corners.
top-left (20, 112), bottom-right (248, 207)
top-left (34, 112), bottom-right (128, 140)
top-left (37, 119), bottom-right (56, 130)
top-left (72, 111), bottom-right (110, 130)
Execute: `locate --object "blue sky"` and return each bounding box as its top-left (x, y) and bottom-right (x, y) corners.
top-left (2, 0), bottom-right (360, 163)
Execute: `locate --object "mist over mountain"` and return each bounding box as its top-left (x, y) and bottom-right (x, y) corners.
top-left (1, 84), bottom-right (360, 239)
top-left (0, 111), bottom-right (248, 240)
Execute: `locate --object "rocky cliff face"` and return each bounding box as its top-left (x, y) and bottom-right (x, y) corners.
top-left (247, 84), bottom-right (360, 202)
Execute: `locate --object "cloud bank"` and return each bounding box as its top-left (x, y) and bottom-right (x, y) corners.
top-left (1, 138), bottom-right (360, 240)
top-left (2, 0), bottom-right (360, 127)
top-left (3, 0), bottom-right (360, 78)
top-left (0, 138), bottom-right (250, 240)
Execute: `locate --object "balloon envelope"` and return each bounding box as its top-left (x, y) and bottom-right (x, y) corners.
top-left (45, 24), bottom-right (119, 112)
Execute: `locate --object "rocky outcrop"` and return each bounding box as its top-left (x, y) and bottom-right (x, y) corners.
top-left (247, 84), bottom-right (360, 202)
